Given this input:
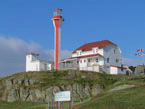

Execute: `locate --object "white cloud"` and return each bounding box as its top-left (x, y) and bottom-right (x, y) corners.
top-left (0, 36), bottom-right (72, 77)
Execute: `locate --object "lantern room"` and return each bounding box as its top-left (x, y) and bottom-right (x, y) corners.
top-left (54, 8), bottom-right (62, 16)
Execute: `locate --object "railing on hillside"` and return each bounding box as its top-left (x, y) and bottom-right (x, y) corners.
top-left (58, 65), bottom-right (79, 70)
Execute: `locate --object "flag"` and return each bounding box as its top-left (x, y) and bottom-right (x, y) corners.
top-left (137, 49), bottom-right (143, 52)
top-left (135, 53), bottom-right (139, 56)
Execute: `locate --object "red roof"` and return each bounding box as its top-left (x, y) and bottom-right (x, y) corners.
top-left (72, 40), bottom-right (117, 54)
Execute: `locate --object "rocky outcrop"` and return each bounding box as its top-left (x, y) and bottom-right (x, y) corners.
top-left (0, 78), bottom-right (103, 103)
top-left (7, 88), bottom-right (19, 102)
top-left (91, 85), bottom-right (103, 96)
top-left (108, 85), bottom-right (135, 93)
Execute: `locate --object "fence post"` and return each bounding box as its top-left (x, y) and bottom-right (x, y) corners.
top-left (56, 101), bottom-right (58, 109)
top-left (51, 101), bottom-right (53, 109)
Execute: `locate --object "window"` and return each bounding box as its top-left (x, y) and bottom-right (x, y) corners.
top-left (77, 61), bottom-right (79, 63)
top-left (116, 59), bottom-right (119, 63)
top-left (96, 49), bottom-right (98, 53)
top-left (93, 49), bottom-right (95, 53)
top-left (107, 58), bottom-right (109, 63)
top-left (84, 60), bottom-right (86, 63)
top-left (44, 64), bottom-right (47, 70)
top-left (80, 60), bottom-right (82, 63)
top-left (114, 49), bottom-right (116, 54)
top-left (88, 59), bottom-right (90, 62)
top-left (77, 51), bottom-right (81, 56)
top-left (121, 64), bottom-right (123, 71)
top-left (96, 58), bottom-right (98, 62)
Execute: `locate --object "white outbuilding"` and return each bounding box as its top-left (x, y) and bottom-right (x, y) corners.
top-left (26, 53), bottom-right (54, 72)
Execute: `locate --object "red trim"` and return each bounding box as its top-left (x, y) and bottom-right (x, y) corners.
top-left (110, 65), bottom-right (126, 69)
top-left (54, 15), bottom-right (62, 19)
top-left (61, 53), bottom-right (102, 61)
top-left (76, 53), bottom-right (102, 58)
top-left (72, 40), bottom-right (117, 54)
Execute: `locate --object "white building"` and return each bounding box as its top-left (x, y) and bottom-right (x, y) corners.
top-left (60, 40), bottom-right (128, 75)
top-left (26, 53), bottom-right (54, 72)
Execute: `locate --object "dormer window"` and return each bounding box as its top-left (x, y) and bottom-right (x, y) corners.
top-left (77, 51), bottom-right (81, 56)
top-left (93, 49), bottom-right (95, 53)
top-left (96, 49), bottom-right (98, 53)
top-left (93, 47), bottom-right (98, 54)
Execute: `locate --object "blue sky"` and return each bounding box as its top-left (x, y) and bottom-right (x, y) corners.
top-left (0, 0), bottom-right (145, 76)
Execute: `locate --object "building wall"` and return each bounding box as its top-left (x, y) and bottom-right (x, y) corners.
top-left (26, 61), bottom-right (39, 72)
top-left (78, 56), bottom-right (104, 68)
top-left (110, 66), bottom-right (126, 75)
top-left (39, 61), bottom-right (52, 71)
top-left (118, 68), bottom-right (126, 75)
top-left (26, 54), bottom-right (52, 72)
top-left (110, 67), bottom-right (118, 74)
top-left (103, 44), bottom-right (122, 67)
top-left (72, 49), bottom-right (104, 57)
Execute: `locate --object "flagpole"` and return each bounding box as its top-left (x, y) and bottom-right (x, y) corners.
top-left (143, 55), bottom-right (144, 74)
top-left (136, 48), bottom-right (144, 74)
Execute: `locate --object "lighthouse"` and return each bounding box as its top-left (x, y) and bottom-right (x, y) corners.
top-left (52, 8), bottom-right (64, 69)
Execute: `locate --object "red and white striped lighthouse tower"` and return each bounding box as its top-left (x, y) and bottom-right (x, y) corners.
top-left (52, 8), bottom-right (64, 69)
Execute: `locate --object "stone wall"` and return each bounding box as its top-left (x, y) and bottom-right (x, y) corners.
top-left (0, 78), bottom-right (103, 102)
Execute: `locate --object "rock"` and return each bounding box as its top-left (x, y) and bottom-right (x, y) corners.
top-left (41, 90), bottom-right (46, 102)
top-left (76, 84), bottom-right (85, 98)
top-left (72, 84), bottom-right (80, 100)
top-left (21, 89), bottom-right (30, 101)
top-left (17, 79), bottom-right (24, 86)
top-left (5, 79), bottom-right (13, 91)
top-left (24, 79), bottom-right (30, 86)
top-left (27, 90), bottom-right (37, 102)
top-left (84, 84), bottom-right (91, 96)
top-left (65, 85), bottom-right (73, 99)
top-left (34, 89), bottom-right (43, 102)
top-left (29, 78), bottom-right (39, 85)
top-left (108, 85), bottom-right (135, 93)
top-left (1, 90), bottom-right (7, 101)
top-left (7, 88), bottom-right (19, 102)
top-left (46, 87), bottom-right (54, 102)
top-left (53, 86), bottom-right (60, 94)
top-left (60, 85), bottom-right (65, 91)
top-left (91, 85), bottom-right (103, 96)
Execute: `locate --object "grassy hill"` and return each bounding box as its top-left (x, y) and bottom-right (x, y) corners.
top-left (0, 70), bottom-right (144, 109)
top-left (72, 80), bottom-right (145, 109)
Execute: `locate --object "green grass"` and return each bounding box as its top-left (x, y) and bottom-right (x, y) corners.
top-left (72, 80), bottom-right (145, 109)
top-left (0, 100), bottom-right (73, 109)
top-left (0, 100), bottom-right (48, 109)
